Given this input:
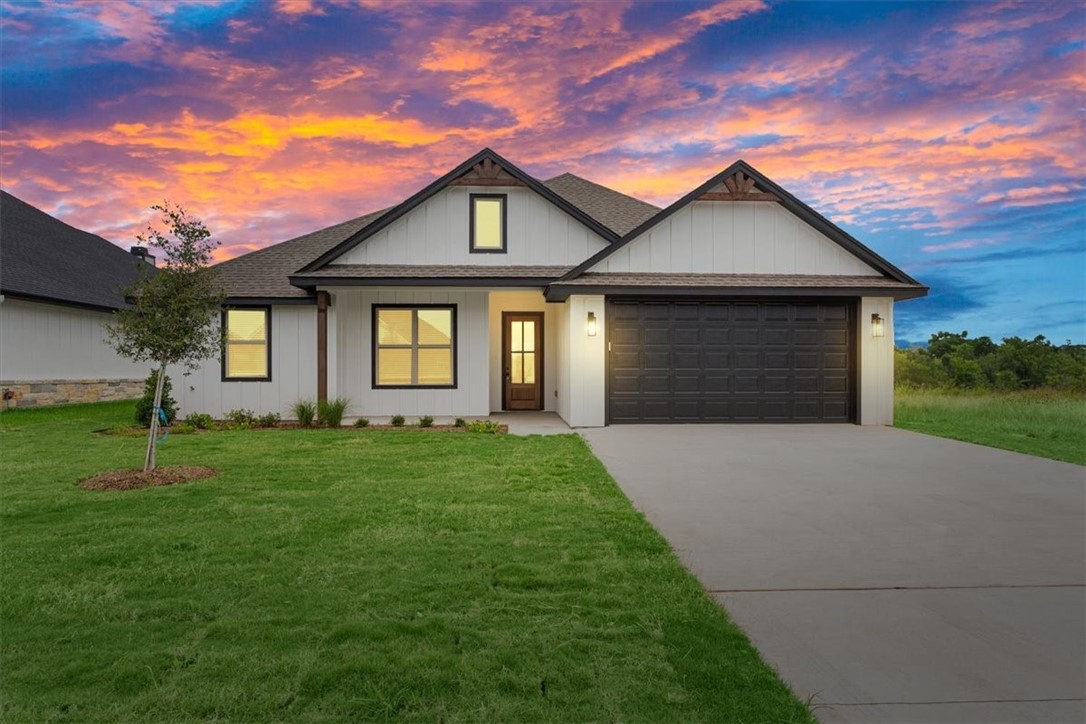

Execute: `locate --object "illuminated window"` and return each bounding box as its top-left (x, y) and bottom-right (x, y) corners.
top-left (373, 306), bottom-right (455, 387)
top-left (470, 194), bottom-right (506, 252)
top-left (223, 307), bottom-right (270, 380)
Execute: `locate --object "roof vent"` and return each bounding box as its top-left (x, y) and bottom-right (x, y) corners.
top-left (130, 246), bottom-right (156, 267)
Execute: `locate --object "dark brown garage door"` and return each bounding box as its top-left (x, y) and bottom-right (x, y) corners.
top-left (607, 299), bottom-right (855, 423)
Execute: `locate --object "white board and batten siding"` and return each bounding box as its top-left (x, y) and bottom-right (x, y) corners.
top-left (332, 185), bottom-right (610, 267)
top-left (590, 200), bottom-right (881, 276)
top-left (332, 289), bottom-right (490, 418)
top-left (0, 297), bottom-right (146, 381)
top-left (170, 305), bottom-right (317, 419)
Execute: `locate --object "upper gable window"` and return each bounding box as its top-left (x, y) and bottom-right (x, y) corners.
top-left (470, 194), bottom-right (506, 253)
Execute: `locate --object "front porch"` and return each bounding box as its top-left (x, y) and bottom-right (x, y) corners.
top-left (324, 287), bottom-right (605, 427)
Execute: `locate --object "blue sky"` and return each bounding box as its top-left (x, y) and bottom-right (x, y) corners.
top-left (1, 0), bottom-right (1082, 345)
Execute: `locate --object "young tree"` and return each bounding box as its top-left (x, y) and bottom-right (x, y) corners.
top-left (107, 203), bottom-right (224, 471)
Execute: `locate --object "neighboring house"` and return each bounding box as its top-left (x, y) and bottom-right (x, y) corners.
top-left (177, 149), bottom-right (926, 426)
top-left (0, 190), bottom-right (153, 407)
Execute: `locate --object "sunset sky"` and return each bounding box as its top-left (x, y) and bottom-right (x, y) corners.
top-left (1, 0), bottom-right (1083, 344)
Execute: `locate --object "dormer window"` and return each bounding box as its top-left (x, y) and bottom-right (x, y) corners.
top-left (470, 194), bottom-right (506, 253)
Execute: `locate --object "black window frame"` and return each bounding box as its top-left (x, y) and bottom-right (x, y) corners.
top-left (372, 304), bottom-right (458, 389)
top-left (469, 193), bottom-right (507, 254)
top-left (221, 305), bottom-right (272, 382)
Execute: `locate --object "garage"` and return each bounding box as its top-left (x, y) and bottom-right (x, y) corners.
top-left (607, 298), bottom-right (855, 423)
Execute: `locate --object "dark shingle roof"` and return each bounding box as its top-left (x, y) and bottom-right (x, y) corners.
top-left (216, 209), bottom-right (388, 298)
top-left (542, 173), bottom-right (660, 236)
top-left (0, 190), bottom-right (149, 310)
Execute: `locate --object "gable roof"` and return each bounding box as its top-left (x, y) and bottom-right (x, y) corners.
top-left (297, 148), bottom-right (622, 273)
top-left (558, 160), bottom-right (923, 287)
top-left (0, 190), bottom-right (149, 311)
top-left (542, 173), bottom-right (660, 236)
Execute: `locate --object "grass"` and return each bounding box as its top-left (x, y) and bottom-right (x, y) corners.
top-left (0, 401), bottom-right (810, 723)
top-left (895, 389), bottom-right (1086, 466)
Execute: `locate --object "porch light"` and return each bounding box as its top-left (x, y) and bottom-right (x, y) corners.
top-left (871, 313), bottom-right (885, 338)
top-left (586, 311), bottom-right (598, 337)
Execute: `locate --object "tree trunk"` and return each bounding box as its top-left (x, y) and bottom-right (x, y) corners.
top-left (144, 363), bottom-right (167, 472)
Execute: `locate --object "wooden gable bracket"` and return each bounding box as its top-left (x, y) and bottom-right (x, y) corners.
top-left (448, 157), bottom-right (528, 187)
top-left (699, 171), bottom-right (779, 202)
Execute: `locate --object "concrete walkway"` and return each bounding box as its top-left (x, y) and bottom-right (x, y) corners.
top-left (580, 425), bottom-right (1086, 723)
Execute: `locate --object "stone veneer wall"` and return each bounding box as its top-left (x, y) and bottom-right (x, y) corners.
top-left (0, 379), bottom-right (143, 408)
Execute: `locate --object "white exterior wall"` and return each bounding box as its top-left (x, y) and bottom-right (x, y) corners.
top-left (859, 297), bottom-right (895, 426)
top-left (0, 297), bottom-right (146, 381)
top-left (333, 185), bottom-right (609, 267)
top-left (332, 288), bottom-right (490, 418)
top-left (559, 295), bottom-right (606, 428)
top-left (591, 200), bottom-right (880, 276)
top-left (171, 305), bottom-right (318, 419)
top-left (487, 291), bottom-right (557, 412)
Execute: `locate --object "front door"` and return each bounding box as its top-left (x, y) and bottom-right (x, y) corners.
top-left (502, 312), bottom-right (543, 410)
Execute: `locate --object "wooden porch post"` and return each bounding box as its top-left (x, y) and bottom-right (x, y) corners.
top-left (316, 291), bottom-right (330, 403)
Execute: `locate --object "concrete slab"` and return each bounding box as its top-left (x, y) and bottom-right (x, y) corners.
top-left (489, 411), bottom-right (571, 436)
top-left (580, 425), bottom-right (1086, 722)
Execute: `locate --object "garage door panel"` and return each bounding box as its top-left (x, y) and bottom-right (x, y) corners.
top-left (608, 299), bottom-right (854, 423)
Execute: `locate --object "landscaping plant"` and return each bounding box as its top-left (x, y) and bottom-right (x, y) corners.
top-left (390, 414), bottom-right (405, 427)
top-left (183, 412), bottom-right (215, 430)
top-left (466, 419), bottom-right (502, 434)
top-left (256, 412), bottom-right (281, 428)
top-left (293, 400), bottom-right (317, 427)
top-left (354, 417), bottom-right (370, 428)
top-left (317, 397), bottom-right (350, 427)
top-left (226, 409), bottom-right (256, 428)
top-left (418, 415), bottom-right (434, 428)
top-left (134, 370), bottom-right (177, 427)
top-left (105, 202), bottom-right (224, 471)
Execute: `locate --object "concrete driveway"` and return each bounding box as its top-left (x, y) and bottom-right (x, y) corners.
top-left (581, 425), bottom-right (1086, 723)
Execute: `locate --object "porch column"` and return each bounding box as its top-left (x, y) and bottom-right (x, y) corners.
top-left (316, 290), bottom-right (330, 403)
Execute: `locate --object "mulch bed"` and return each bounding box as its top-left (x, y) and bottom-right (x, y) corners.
top-left (80, 466), bottom-right (219, 491)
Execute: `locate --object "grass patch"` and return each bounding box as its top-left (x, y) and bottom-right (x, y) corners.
top-left (895, 389), bottom-right (1086, 465)
top-left (0, 401), bottom-right (810, 722)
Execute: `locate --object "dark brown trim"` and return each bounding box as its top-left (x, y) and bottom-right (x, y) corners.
top-left (557, 160), bottom-right (924, 288)
top-left (221, 305), bottom-right (272, 382)
top-left (469, 193), bottom-right (508, 254)
top-left (297, 148), bottom-right (618, 273)
top-left (225, 295), bottom-right (315, 306)
top-left (501, 311), bottom-right (544, 410)
top-left (1, 290), bottom-right (121, 314)
top-left (546, 284), bottom-right (928, 302)
top-left (290, 275), bottom-right (556, 288)
top-left (316, 291), bottom-right (329, 402)
top-left (371, 303), bottom-right (458, 389)
top-left (850, 298), bottom-right (860, 425)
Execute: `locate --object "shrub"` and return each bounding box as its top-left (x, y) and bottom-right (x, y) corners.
top-left (293, 400), bottom-right (317, 427)
top-left (170, 423), bottom-right (197, 435)
top-left (317, 397), bottom-right (350, 427)
top-left (354, 417), bottom-right (370, 428)
top-left (390, 414), bottom-right (405, 427)
top-left (466, 419), bottom-right (502, 434)
top-left (134, 370), bottom-right (178, 427)
top-left (184, 412), bottom-right (215, 430)
top-left (418, 415), bottom-right (434, 428)
top-left (226, 409), bottom-right (256, 427)
top-left (257, 412), bottom-right (281, 428)
top-left (454, 417), bottom-right (466, 428)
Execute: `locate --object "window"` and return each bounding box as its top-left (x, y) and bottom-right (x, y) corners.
top-left (373, 305), bottom-right (456, 387)
top-left (470, 194), bottom-right (506, 252)
top-left (223, 307), bottom-right (270, 381)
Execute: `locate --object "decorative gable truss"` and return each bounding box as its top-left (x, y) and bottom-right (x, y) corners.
top-left (448, 157), bottom-right (527, 187)
top-left (698, 170), bottom-right (779, 202)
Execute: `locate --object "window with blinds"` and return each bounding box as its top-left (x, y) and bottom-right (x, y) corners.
top-left (373, 306), bottom-right (455, 387)
top-left (223, 308), bottom-right (270, 380)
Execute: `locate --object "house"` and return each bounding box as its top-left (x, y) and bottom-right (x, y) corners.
top-left (0, 190), bottom-right (154, 407)
top-left (176, 149), bottom-right (926, 426)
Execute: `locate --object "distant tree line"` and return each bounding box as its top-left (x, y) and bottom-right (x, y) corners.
top-left (895, 332), bottom-right (1086, 391)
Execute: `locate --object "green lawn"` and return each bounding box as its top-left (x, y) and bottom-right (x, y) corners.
top-left (0, 402), bottom-right (810, 723)
top-left (895, 389), bottom-right (1086, 466)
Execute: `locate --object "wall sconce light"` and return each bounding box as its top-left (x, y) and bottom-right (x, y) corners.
top-left (586, 311), bottom-right (598, 337)
top-left (871, 313), bottom-right (885, 338)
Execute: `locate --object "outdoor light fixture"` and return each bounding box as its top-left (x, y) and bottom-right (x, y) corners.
top-left (871, 313), bottom-right (885, 338)
top-left (586, 311), bottom-right (598, 337)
